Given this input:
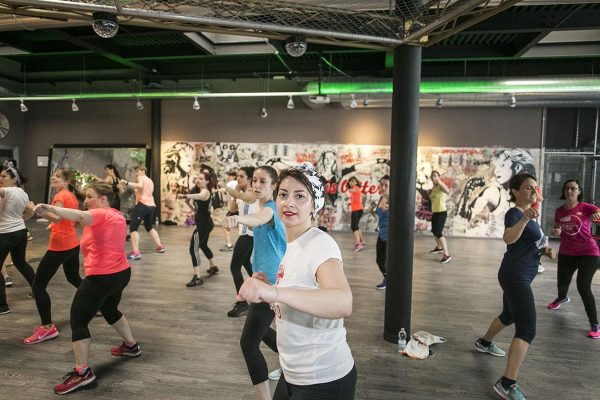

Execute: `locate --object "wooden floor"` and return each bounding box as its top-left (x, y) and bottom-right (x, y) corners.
top-left (1, 223), bottom-right (598, 399)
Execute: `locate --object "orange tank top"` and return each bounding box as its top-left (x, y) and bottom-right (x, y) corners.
top-left (350, 187), bottom-right (363, 211)
top-left (48, 189), bottom-right (80, 251)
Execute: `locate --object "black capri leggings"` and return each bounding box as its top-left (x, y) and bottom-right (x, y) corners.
top-left (230, 235), bottom-right (253, 293)
top-left (241, 302), bottom-right (278, 385)
top-left (556, 254), bottom-right (600, 325)
top-left (431, 211), bottom-right (447, 238)
top-left (189, 220), bottom-right (214, 267)
top-left (70, 268), bottom-right (131, 342)
top-left (273, 364), bottom-right (357, 400)
top-left (129, 203), bottom-right (155, 232)
top-left (498, 276), bottom-right (536, 344)
top-left (0, 229), bottom-right (35, 307)
top-left (350, 210), bottom-right (363, 232)
top-left (376, 237), bottom-right (387, 277)
top-left (33, 246), bottom-right (82, 325)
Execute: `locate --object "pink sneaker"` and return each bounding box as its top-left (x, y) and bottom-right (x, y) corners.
top-left (547, 297), bottom-right (570, 310)
top-left (23, 324), bottom-right (59, 344)
top-left (156, 245), bottom-right (165, 253)
top-left (588, 324), bottom-right (600, 339)
top-left (127, 251), bottom-right (142, 260)
top-left (54, 367), bottom-right (95, 395)
top-left (353, 243), bottom-right (364, 252)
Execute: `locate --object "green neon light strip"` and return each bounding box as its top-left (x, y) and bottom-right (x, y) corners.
top-left (2, 78), bottom-right (600, 101)
top-left (307, 78), bottom-right (600, 94)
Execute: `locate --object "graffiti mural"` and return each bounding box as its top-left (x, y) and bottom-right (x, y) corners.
top-left (160, 141), bottom-right (539, 237)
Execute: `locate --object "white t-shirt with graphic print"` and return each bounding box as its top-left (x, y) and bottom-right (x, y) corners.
top-left (274, 227), bottom-right (354, 385)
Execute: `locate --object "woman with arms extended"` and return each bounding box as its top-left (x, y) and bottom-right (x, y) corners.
top-left (90, 164), bottom-right (123, 210)
top-left (24, 168), bottom-right (83, 344)
top-left (474, 173), bottom-right (553, 400)
top-left (224, 166), bottom-right (286, 400)
top-left (178, 171), bottom-right (218, 287)
top-left (548, 179), bottom-right (600, 339)
top-left (238, 163), bottom-right (356, 400)
top-left (0, 164), bottom-right (35, 315)
top-left (34, 182), bottom-right (141, 395)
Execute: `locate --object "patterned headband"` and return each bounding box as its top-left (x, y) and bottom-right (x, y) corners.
top-left (6, 162), bottom-right (21, 186)
top-left (295, 162), bottom-right (325, 213)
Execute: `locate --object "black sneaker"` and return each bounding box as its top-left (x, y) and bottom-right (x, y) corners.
top-left (186, 276), bottom-right (203, 287)
top-left (0, 304), bottom-right (11, 315)
top-left (227, 301), bottom-right (249, 317)
top-left (206, 265), bottom-right (219, 275)
top-left (429, 247), bottom-right (443, 254)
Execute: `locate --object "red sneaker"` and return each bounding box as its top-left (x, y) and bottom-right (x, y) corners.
top-left (54, 368), bottom-right (95, 395)
top-left (155, 245), bottom-right (165, 253)
top-left (111, 342), bottom-right (142, 357)
top-left (23, 324), bottom-right (59, 344)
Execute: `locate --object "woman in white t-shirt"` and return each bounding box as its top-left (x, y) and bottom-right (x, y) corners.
top-left (238, 163), bottom-right (356, 399)
top-left (0, 164), bottom-right (35, 315)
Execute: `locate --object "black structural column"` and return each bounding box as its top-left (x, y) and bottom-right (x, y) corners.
top-left (384, 44), bottom-right (422, 343)
top-left (151, 99), bottom-right (162, 222)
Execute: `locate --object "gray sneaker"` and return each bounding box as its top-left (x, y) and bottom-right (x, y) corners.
top-left (474, 339), bottom-right (506, 357)
top-left (493, 379), bottom-right (526, 400)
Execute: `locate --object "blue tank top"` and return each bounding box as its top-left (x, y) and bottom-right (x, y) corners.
top-left (252, 200), bottom-right (287, 284)
top-left (375, 207), bottom-right (389, 240)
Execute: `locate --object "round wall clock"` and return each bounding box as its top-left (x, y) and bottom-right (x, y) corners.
top-left (0, 112), bottom-right (9, 139)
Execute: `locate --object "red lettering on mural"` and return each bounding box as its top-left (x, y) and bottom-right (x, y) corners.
top-left (334, 178), bottom-right (381, 195)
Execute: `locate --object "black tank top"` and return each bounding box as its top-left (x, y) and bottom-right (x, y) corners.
top-left (191, 186), bottom-right (212, 223)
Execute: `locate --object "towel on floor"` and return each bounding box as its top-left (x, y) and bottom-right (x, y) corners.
top-left (401, 331), bottom-right (446, 360)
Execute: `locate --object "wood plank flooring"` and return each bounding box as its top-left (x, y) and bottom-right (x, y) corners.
top-left (1, 223), bottom-right (598, 399)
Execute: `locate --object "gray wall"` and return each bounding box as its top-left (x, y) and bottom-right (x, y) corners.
top-left (0, 102), bottom-right (26, 164)
top-left (19, 98), bottom-right (543, 202)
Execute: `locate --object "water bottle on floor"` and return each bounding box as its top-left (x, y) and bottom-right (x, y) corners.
top-left (398, 328), bottom-right (407, 352)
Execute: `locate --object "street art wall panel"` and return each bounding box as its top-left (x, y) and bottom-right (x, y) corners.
top-left (160, 141), bottom-right (539, 238)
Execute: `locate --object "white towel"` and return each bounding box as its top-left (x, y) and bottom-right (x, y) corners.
top-left (401, 331), bottom-right (446, 359)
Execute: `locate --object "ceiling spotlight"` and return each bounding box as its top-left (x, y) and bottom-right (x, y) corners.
top-left (91, 12), bottom-right (119, 39)
top-left (350, 94), bottom-right (358, 109)
top-left (136, 99), bottom-right (144, 110)
top-left (363, 96), bottom-right (369, 107)
top-left (508, 94), bottom-right (517, 108)
top-left (260, 107), bottom-right (268, 118)
top-left (19, 99), bottom-right (28, 112)
top-left (193, 97), bottom-right (200, 110)
top-left (284, 35), bottom-right (307, 57)
top-left (435, 98), bottom-right (444, 108)
top-left (287, 96), bottom-right (294, 110)
top-left (71, 99), bottom-right (79, 112)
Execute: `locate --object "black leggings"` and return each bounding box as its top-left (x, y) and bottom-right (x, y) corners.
top-left (33, 246), bottom-right (82, 325)
top-left (230, 235), bottom-right (253, 293)
top-left (240, 302), bottom-right (278, 385)
top-left (130, 203), bottom-right (155, 232)
top-left (376, 237), bottom-right (387, 277)
top-left (431, 211), bottom-right (447, 238)
top-left (498, 276), bottom-right (536, 344)
top-left (273, 365), bottom-right (357, 400)
top-left (0, 229), bottom-right (35, 307)
top-left (556, 254), bottom-right (600, 325)
top-left (70, 268), bottom-right (131, 342)
top-left (189, 220), bottom-right (214, 267)
top-left (350, 210), bottom-right (363, 232)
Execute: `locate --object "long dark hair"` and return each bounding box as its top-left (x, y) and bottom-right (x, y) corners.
top-left (105, 164), bottom-right (121, 180)
top-left (2, 164), bottom-right (28, 187)
top-left (560, 178), bottom-right (583, 202)
top-left (56, 168), bottom-right (85, 201)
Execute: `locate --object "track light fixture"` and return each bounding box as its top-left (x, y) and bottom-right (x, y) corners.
top-left (193, 97), bottom-right (200, 110)
top-left (71, 99), bottom-right (79, 112)
top-left (260, 107), bottom-right (268, 118)
top-left (287, 96), bottom-right (294, 109)
top-left (92, 12), bottom-right (119, 39)
top-left (136, 99), bottom-right (144, 110)
top-left (19, 99), bottom-right (28, 112)
top-left (363, 96), bottom-right (369, 107)
top-left (508, 94), bottom-right (517, 108)
top-left (350, 94), bottom-right (357, 109)
top-left (435, 98), bottom-right (444, 108)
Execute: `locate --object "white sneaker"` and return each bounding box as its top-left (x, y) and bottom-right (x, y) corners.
top-left (537, 264), bottom-right (545, 273)
top-left (268, 368), bottom-right (282, 381)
